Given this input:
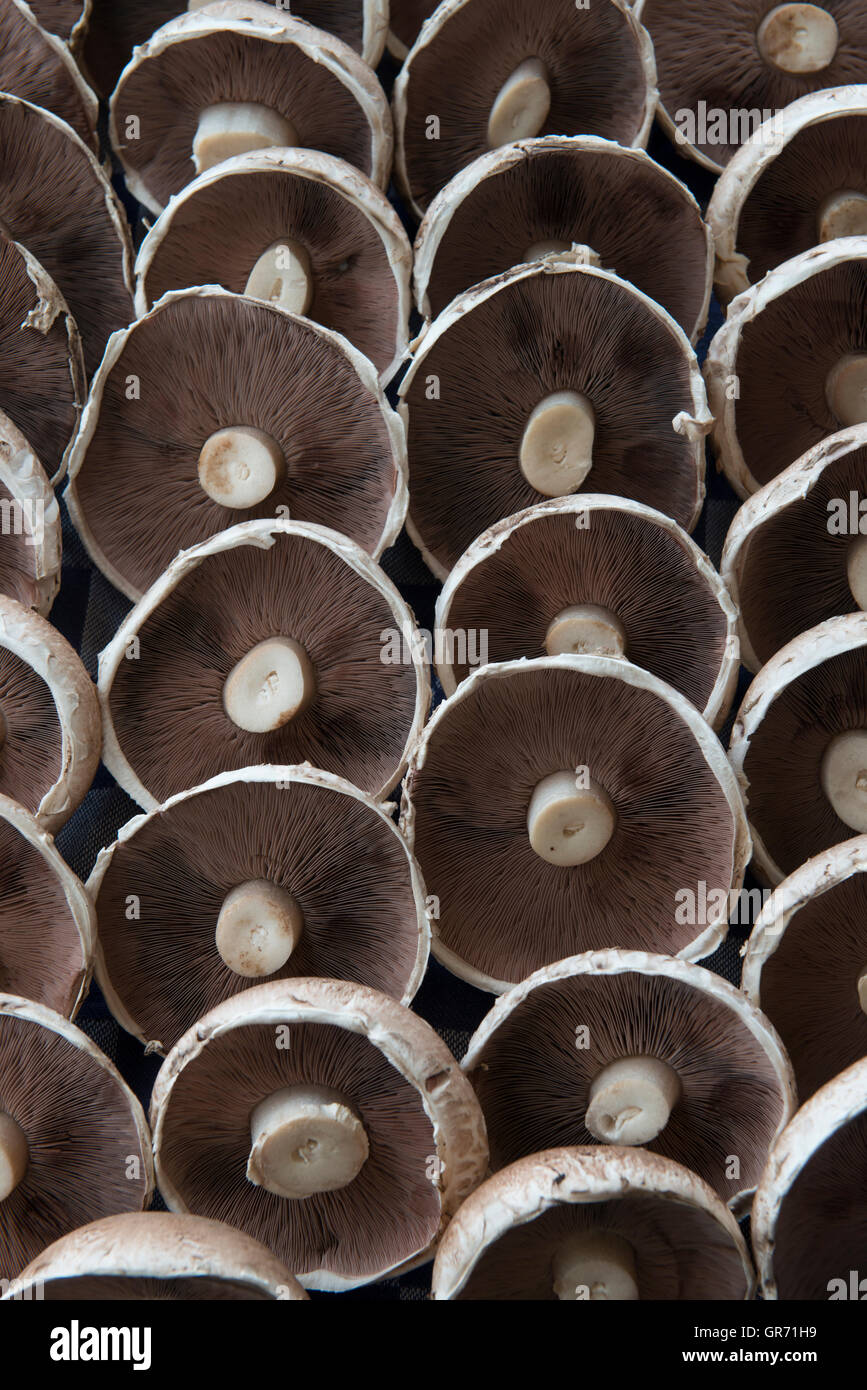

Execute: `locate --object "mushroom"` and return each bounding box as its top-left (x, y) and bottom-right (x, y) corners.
top-left (752, 1055), bottom-right (867, 1300)
top-left (3, 1212), bottom-right (309, 1300)
top-left (134, 149), bottom-right (411, 384)
top-left (0, 595), bottom-right (101, 832)
top-left (0, 992), bottom-right (153, 1284)
top-left (388, 0), bottom-right (436, 60)
top-left (98, 519), bottom-right (429, 810)
top-left (88, 764), bottom-right (430, 1055)
top-left (401, 655), bottom-right (750, 991)
top-left (413, 135), bottom-right (714, 345)
top-left (436, 495), bottom-right (739, 729)
top-left (729, 612), bottom-right (867, 885)
top-left (432, 1146), bottom-right (755, 1300)
top-left (0, 792), bottom-right (94, 1018)
top-left (149, 977), bottom-right (488, 1290)
top-left (742, 835), bottom-right (867, 1104)
top-left (400, 253), bottom-right (711, 580)
top-left (0, 94), bottom-right (133, 377)
top-left (635, 0), bottom-right (867, 174)
top-left (0, 411), bottom-right (61, 616)
top-left (65, 287), bottom-right (407, 602)
top-left (109, 1), bottom-right (392, 217)
top-left (27, 0), bottom-right (90, 47)
top-left (393, 0), bottom-right (657, 219)
top-left (0, 233), bottom-right (86, 488)
top-left (0, 0), bottom-right (97, 149)
top-left (705, 237), bottom-right (867, 499)
top-left (722, 424), bottom-right (867, 672)
top-left (708, 87), bottom-right (867, 302)
top-left (462, 949), bottom-right (795, 1211)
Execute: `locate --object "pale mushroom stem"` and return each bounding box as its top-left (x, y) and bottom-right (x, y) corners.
top-left (198, 426), bottom-right (284, 509)
top-left (527, 769), bottom-right (616, 866)
top-left (215, 879), bottom-right (303, 978)
top-left (524, 242), bottom-right (602, 269)
top-left (519, 391), bottom-right (596, 497)
top-left (585, 1056), bottom-right (682, 1146)
top-left (818, 191), bottom-right (867, 244)
top-left (0, 1111), bottom-right (28, 1201)
top-left (820, 730), bottom-right (867, 832)
top-left (223, 636), bottom-right (316, 734)
top-left (192, 103), bottom-right (297, 176)
top-left (552, 1230), bottom-right (639, 1301)
top-left (245, 239), bottom-right (313, 317)
top-left (487, 58), bottom-right (551, 148)
top-left (247, 1085), bottom-right (369, 1198)
top-left (756, 4), bottom-right (839, 74)
top-left (826, 355), bottom-right (867, 427)
top-left (846, 535), bottom-right (867, 612)
top-left (858, 966), bottom-right (867, 1015)
top-left (0, 705), bottom-right (6, 750)
top-left (545, 604), bottom-right (627, 659)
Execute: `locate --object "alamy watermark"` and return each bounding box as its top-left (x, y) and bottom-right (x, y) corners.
top-left (674, 103), bottom-right (786, 150)
top-left (380, 623), bottom-right (488, 670)
top-left (0, 497), bottom-right (44, 547)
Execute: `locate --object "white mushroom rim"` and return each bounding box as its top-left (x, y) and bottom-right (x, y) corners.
top-left (97, 518), bottom-right (431, 812)
top-left (729, 611), bottom-right (867, 885)
top-left (399, 655), bottom-right (752, 992)
top-left (751, 1055), bottom-right (867, 1299)
top-left (411, 134), bottom-right (713, 345)
top-left (705, 237), bottom-right (867, 500)
top-left (87, 763), bottom-right (432, 1052)
top-left (132, 148), bottom-right (412, 388)
top-left (15, 1), bottom-right (100, 150)
top-left (435, 493), bottom-right (739, 726)
top-left (0, 406), bottom-right (61, 613)
top-left (148, 977), bottom-right (490, 1292)
top-left (108, 2), bottom-right (394, 216)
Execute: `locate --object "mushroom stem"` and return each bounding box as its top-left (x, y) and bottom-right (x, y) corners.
top-left (552, 1230), bottom-right (639, 1301)
top-left (215, 879), bottom-right (303, 978)
top-left (846, 535), bottom-right (867, 612)
top-left (223, 637), bottom-right (316, 734)
top-left (858, 966), bottom-right (867, 1015)
top-left (756, 4), bottom-right (839, 73)
top-left (527, 769), bottom-right (616, 867)
top-left (197, 426), bottom-right (284, 509)
top-left (0, 1112), bottom-right (28, 1201)
top-left (519, 391), bottom-right (596, 498)
top-left (487, 58), bottom-right (551, 148)
top-left (545, 605), bottom-right (627, 659)
top-left (818, 191), bottom-right (867, 244)
top-left (525, 238), bottom-right (574, 262)
top-left (820, 730), bottom-right (867, 832)
top-left (0, 705), bottom-right (6, 749)
top-left (247, 1085), bottom-right (369, 1198)
top-left (192, 103), bottom-right (297, 176)
top-left (245, 239), bottom-right (313, 317)
top-left (585, 1056), bottom-right (681, 1145)
top-left (826, 355), bottom-right (867, 426)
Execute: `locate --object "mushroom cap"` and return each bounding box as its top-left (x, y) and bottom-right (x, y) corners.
top-left (0, 94), bottom-right (133, 378)
top-left (752, 1054), bottom-right (867, 1299)
top-left (26, 0), bottom-right (90, 48)
top-left (401, 255), bottom-right (710, 580)
top-left (708, 87), bottom-right (867, 302)
top-left (635, 0), bottom-right (867, 173)
top-left (0, 595), bottom-right (101, 833)
top-left (150, 976), bottom-right (489, 1290)
top-left (729, 612), bottom-right (867, 884)
top-left (705, 237), bottom-right (867, 499)
top-left (0, 792), bottom-right (94, 1018)
top-left (401, 655), bottom-right (750, 991)
top-left (89, 764), bottom-right (431, 1056)
top-left (109, 1), bottom-right (392, 216)
top-left (66, 287), bottom-right (408, 602)
top-left (432, 1145), bottom-right (755, 1299)
top-left (436, 495), bottom-right (739, 728)
top-left (4, 1212), bottom-right (309, 1300)
top-left (462, 949), bottom-right (796, 1211)
top-left (98, 519), bottom-right (429, 810)
top-left (134, 149), bottom-right (411, 385)
top-left (743, 836), bottom-right (867, 1103)
top-left (0, 992), bottom-right (153, 1283)
top-left (0, 410), bottom-right (61, 616)
top-left (388, 0), bottom-right (436, 59)
top-left (413, 135), bottom-right (713, 344)
top-left (722, 425), bottom-right (867, 672)
top-left (0, 0), bottom-right (97, 149)
top-left (0, 234), bottom-right (86, 489)
top-left (393, 0), bottom-right (657, 219)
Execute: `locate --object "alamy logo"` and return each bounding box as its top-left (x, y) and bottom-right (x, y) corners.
top-left (674, 881), bottom-right (773, 926)
top-left (827, 493), bottom-right (867, 534)
top-left (827, 1271), bottom-right (867, 1300)
top-left (380, 623), bottom-right (488, 669)
top-left (0, 497), bottom-right (44, 547)
top-left (674, 102), bottom-right (785, 149)
top-left (50, 1321), bottom-right (152, 1371)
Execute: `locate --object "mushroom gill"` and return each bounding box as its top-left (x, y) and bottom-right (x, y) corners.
top-left (0, 0), bottom-right (97, 149)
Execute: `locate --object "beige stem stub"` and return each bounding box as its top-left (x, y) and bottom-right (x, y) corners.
top-left (0, 1111), bottom-right (28, 1201)
top-left (818, 191), bottom-right (867, 244)
top-left (847, 535), bottom-right (867, 612)
top-left (545, 604), bottom-right (627, 659)
top-left (858, 965), bottom-right (867, 1015)
top-left (756, 4), bottom-right (839, 73)
top-left (527, 769), bottom-right (616, 867)
top-left (223, 637), bottom-right (316, 734)
top-left (247, 1085), bottom-right (369, 1198)
top-left (519, 391), bottom-right (596, 497)
top-left (487, 59), bottom-right (551, 149)
top-left (0, 705), bottom-right (6, 750)
top-left (826, 355), bottom-right (867, 427)
top-left (552, 1230), bottom-right (639, 1301)
top-left (585, 1055), bottom-right (682, 1146)
top-left (245, 239), bottom-right (313, 317)
top-left (216, 879), bottom-right (303, 977)
top-left (193, 103), bottom-right (297, 175)
top-left (198, 426), bottom-right (284, 508)
top-left (525, 238), bottom-right (574, 262)
top-left (820, 729), bottom-right (867, 832)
